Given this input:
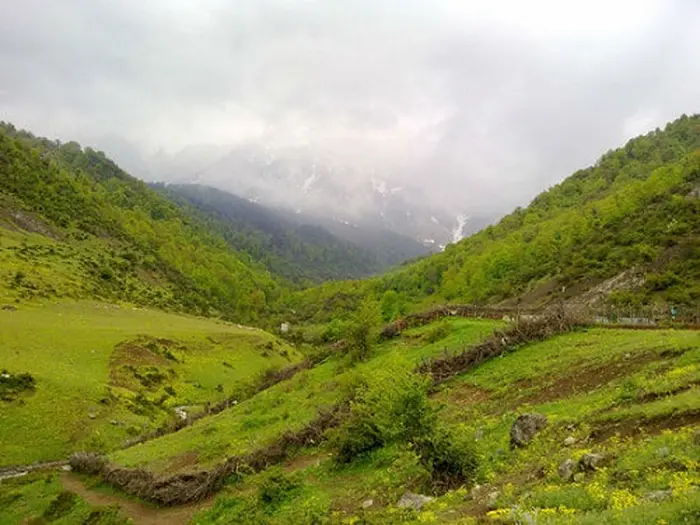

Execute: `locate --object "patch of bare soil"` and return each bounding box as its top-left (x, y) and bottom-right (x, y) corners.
top-left (59, 472), bottom-right (211, 525)
top-left (108, 337), bottom-right (179, 388)
top-left (432, 383), bottom-right (491, 407)
top-left (283, 451), bottom-right (332, 472)
top-left (590, 409), bottom-right (700, 443)
top-left (515, 349), bottom-right (684, 407)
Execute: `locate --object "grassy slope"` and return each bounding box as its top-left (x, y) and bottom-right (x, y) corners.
top-left (110, 318), bottom-right (502, 474)
top-left (190, 324), bottom-right (700, 524)
top-left (0, 124), bottom-right (280, 322)
top-left (0, 472), bottom-right (131, 525)
top-left (0, 301), bottom-right (301, 467)
top-left (286, 114), bottom-right (700, 324)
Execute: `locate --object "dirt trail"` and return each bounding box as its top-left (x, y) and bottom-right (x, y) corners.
top-left (59, 472), bottom-right (210, 525)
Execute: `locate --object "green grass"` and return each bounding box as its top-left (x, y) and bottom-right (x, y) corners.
top-left (0, 472), bottom-right (130, 525)
top-left (188, 325), bottom-right (700, 524)
top-left (0, 300), bottom-right (300, 467)
top-left (110, 318), bottom-right (502, 473)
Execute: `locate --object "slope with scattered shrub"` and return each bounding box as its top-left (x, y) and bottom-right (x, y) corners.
top-left (0, 122), bottom-right (280, 321)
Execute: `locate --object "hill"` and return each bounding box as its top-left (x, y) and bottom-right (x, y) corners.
top-left (0, 123), bottom-right (281, 322)
top-left (152, 183), bottom-right (382, 283)
top-left (286, 114), bottom-right (700, 324)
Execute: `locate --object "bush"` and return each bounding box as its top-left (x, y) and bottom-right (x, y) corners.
top-left (423, 319), bottom-right (452, 343)
top-left (42, 491), bottom-right (77, 521)
top-left (257, 467), bottom-right (300, 508)
top-left (329, 361), bottom-right (434, 463)
top-left (414, 426), bottom-right (480, 491)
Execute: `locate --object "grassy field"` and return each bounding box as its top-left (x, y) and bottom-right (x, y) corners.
top-left (187, 326), bottom-right (700, 524)
top-left (0, 472), bottom-right (131, 525)
top-left (0, 300), bottom-right (301, 467)
top-left (110, 318), bottom-right (503, 473)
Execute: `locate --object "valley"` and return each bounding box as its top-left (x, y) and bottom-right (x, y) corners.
top-left (0, 115), bottom-right (698, 524)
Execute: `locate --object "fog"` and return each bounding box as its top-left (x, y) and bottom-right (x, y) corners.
top-left (1, 0), bottom-right (699, 220)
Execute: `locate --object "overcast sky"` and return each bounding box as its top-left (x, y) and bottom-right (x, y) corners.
top-left (1, 0), bottom-right (699, 215)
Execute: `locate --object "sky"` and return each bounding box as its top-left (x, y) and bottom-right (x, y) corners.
top-left (1, 0), bottom-right (699, 216)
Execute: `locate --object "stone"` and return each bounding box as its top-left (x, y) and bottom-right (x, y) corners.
top-left (470, 485), bottom-right (500, 509)
top-left (656, 447), bottom-right (671, 458)
top-left (88, 413), bottom-right (96, 419)
top-left (397, 492), bottom-right (434, 510)
top-left (361, 499), bottom-right (374, 509)
top-left (573, 472), bottom-right (585, 483)
top-left (558, 459), bottom-right (577, 481)
top-left (1, 305), bottom-right (17, 311)
top-left (579, 453), bottom-right (605, 471)
top-left (510, 413), bottom-right (548, 447)
top-left (563, 436), bottom-right (577, 446)
top-left (61, 465), bottom-right (72, 472)
top-left (645, 490), bottom-right (673, 502)
top-left (109, 420), bottom-right (118, 425)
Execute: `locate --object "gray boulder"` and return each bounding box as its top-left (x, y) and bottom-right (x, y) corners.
top-left (510, 414), bottom-right (548, 447)
top-left (580, 453), bottom-right (605, 471)
top-left (645, 490), bottom-right (673, 502)
top-left (558, 459), bottom-right (577, 481)
top-left (397, 492), bottom-right (434, 510)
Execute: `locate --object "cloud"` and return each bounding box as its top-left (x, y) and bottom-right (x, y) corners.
top-left (1, 0), bottom-right (699, 215)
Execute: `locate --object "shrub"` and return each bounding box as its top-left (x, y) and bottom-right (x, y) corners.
top-left (414, 426), bottom-right (480, 491)
top-left (423, 319), bottom-right (452, 344)
top-left (42, 491), bottom-right (77, 521)
top-left (257, 467), bottom-right (300, 508)
top-left (330, 361), bottom-right (434, 463)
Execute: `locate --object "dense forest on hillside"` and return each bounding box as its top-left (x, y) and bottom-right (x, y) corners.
top-left (287, 114), bottom-right (700, 323)
top-left (153, 183), bottom-right (381, 283)
top-left (0, 123), bottom-right (279, 321)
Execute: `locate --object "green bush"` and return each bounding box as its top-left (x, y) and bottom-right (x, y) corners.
top-left (330, 361), bottom-right (434, 463)
top-left (257, 467), bottom-right (301, 509)
top-left (423, 319), bottom-right (452, 343)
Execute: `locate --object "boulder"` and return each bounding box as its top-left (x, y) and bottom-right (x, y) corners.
top-left (558, 459), bottom-right (577, 481)
top-left (645, 490), bottom-right (672, 502)
top-left (510, 414), bottom-right (548, 447)
top-left (579, 453), bottom-right (605, 471)
top-left (573, 472), bottom-right (585, 483)
top-left (470, 485), bottom-right (500, 509)
top-left (361, 499), bottom-right (374, 509)
top-left (563, 436), bottom-right (577, 446)
top-left (397, 492), bottom-right (434, 510)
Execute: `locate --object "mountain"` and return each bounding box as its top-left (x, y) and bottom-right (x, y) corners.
top-left (289, 114), bottom-right (700, 322)
top-left (0, 123), bottom-right (279, 322)
top-left (152, 183), bottom-right (383, 283)
top-left (97, 138), bottom-right (489, 248)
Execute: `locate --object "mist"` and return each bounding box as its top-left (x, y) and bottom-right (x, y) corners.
top-left (1, 0), bottom-right (699, 223)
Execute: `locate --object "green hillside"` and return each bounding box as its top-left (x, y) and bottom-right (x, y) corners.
top-left (286, 114), bottom-right (700, 324)
top-left (153, 183), bottom-right (382, 283)
top-left (0, 123), bottom-right (279, 322)
top-left (0, 301), bottom-right (301, 467)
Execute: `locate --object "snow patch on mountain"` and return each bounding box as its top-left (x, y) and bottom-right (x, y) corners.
top-left (451, 214), bottom-right (469, 243)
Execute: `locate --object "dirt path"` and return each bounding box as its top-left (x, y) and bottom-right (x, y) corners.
top-left (59, 472), bottom-right (210, 525)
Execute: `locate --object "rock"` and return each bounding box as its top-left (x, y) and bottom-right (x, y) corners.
top-left (656, 447), bottom-right (671, 458)
top-left (558, 459), bottom-right (577, 481)
top-left (88, 413), bottom-right (96, 419)
top-left (470, 485), bottom-right (500, 509)
top-left (1, 305), bottom-right (17, 311)
top-left (109, 420), bottom-right (119, 425)
top-left (645, 490), bottom-right (673, 502)
top-left (579, 453), bottom-right (605, 471)
top-left (397, 492), bottom-right (434, 510)
top-left (563, 436), bottom-right (577, 446)
top-left (361, 499), bottom-right (374, 509)
top-left (61, 465), bottom-right (72, 472)
top-left (510, 414), bottom-right (548, 447)
top-left (573, 472), bottom-right (585, 483)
